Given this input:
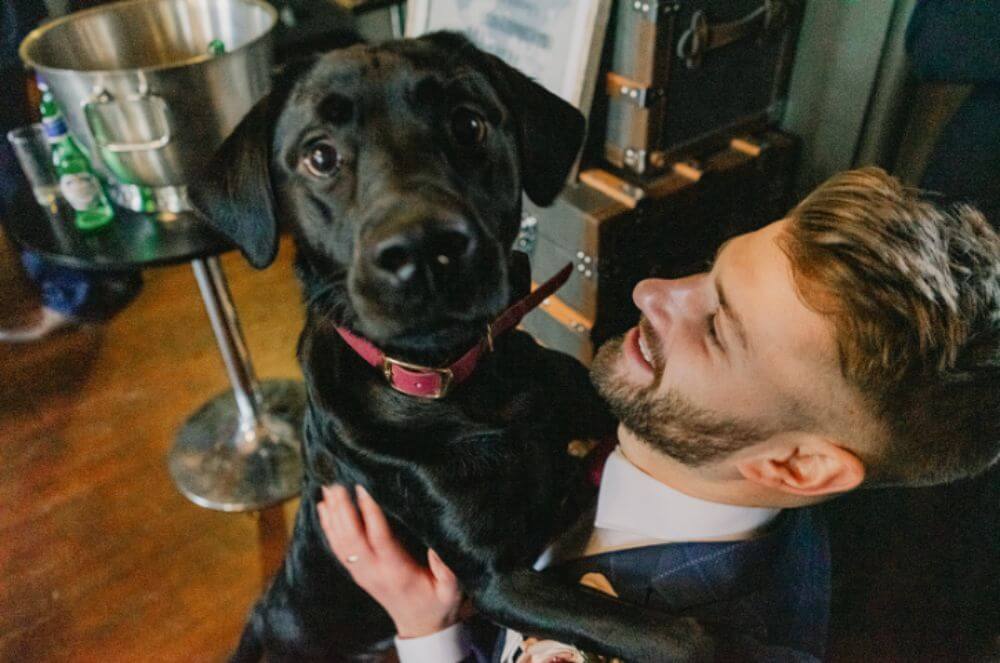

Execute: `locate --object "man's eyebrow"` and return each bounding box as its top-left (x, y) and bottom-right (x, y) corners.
top-left (712, 238), bottom-right (749, 352)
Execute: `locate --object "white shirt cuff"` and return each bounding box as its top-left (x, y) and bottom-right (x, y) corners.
top-left (394, 623), bottom-right (470, 663)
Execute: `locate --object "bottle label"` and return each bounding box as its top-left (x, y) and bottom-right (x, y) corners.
top-left (44, 116), bottom-right (69, 139)
top-left (60, 173), bottom-right (102, 211)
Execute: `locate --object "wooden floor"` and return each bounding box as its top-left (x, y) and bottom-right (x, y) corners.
top-left (0, 232), bottom-right (304, 662)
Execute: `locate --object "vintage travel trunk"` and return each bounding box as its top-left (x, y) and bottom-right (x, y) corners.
top-left (520, 130), bottom-right (798, 363)
top-left (604, 0), bottom-right (803, 176)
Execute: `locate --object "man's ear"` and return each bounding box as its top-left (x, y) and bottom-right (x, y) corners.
top-left (188, 56), bottom-right (318, 269)
top-left (735, 433), bottom-right (866, 497)
top-left (419, 31), bottom-right (586, 206)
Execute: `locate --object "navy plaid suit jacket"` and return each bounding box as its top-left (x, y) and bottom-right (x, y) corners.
top-left (478, 506), bottom-right (830, 662)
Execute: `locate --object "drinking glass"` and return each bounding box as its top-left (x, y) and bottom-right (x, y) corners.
top-left (7, 123), bottom-right (60, 207)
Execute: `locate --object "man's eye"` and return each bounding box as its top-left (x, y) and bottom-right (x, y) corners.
top-left (707, 313), bottom-right (721, 347)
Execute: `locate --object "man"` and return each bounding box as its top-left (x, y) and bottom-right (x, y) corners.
top-left (317, 167), bottom-right (1000, 660)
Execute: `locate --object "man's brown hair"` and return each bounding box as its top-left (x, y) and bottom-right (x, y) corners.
top-left (780, 167), bottom-right (1000, 486)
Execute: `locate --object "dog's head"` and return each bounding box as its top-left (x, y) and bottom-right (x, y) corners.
top-left (191, 32), bottom-right (584, 353)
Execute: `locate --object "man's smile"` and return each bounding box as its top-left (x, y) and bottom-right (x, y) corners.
top-left (638, 326), bottom-right (654, 366)
top-left (623, 316), bottom-right (663, 381)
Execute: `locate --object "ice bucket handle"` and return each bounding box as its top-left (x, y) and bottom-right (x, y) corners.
top-left (82, 78), bottom-right (172, 153)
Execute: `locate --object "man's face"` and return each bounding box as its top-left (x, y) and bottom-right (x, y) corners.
top-left (591, 219), bottom-right (847, 465)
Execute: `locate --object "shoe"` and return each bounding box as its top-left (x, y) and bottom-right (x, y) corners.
top-left (0, 306), bottom-right (77, 343)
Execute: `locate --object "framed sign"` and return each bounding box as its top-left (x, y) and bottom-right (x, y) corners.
top-left (405, 0), bottom-right (611, 118)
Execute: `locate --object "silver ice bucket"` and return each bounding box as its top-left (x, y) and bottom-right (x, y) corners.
top-left (20, 0), bottom-right (277, 211)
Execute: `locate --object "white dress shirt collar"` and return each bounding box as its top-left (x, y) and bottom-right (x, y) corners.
top-left (592, 446), bottom-right (781, 545)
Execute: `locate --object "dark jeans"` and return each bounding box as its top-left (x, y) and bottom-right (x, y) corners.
top-left (827, 5), bottom-right (1000, 660)
top-left (920, 84), bottom-right (1000, 227)
top-left (18, 250), bottom-right (142, 320)
top-left (907, 0), bottom-right (1000, 225)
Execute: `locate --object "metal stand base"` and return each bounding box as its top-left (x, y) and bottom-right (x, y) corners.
top-left (168, 257), bottom-right (305, 512)
top-left (168, 379), bottom-right (305, 512)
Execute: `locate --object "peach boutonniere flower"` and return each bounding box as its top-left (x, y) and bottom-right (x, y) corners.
top-left (514, 637), bottom-right (589, 663)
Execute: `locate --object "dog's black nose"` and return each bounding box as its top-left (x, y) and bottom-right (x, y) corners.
top-left (370, 215), bottom-right (477, 286)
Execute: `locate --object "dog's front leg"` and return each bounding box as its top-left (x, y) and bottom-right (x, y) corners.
top-left (473, 568), bottom-right (714, 663)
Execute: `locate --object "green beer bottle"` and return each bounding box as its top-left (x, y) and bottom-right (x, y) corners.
top-left (39, 83), bottom-right (115, 231)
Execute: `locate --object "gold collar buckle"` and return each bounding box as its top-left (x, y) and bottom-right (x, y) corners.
top-left (381, 355), bottom-right (454, 399)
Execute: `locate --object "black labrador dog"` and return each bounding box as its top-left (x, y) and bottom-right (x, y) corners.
top-left (192, 32), bottom-right (711, 662)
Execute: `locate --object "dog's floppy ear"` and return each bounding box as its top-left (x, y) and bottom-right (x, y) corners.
top-left (189, 56), bottom-right (318, 268)
top-left (420, 32), bottom-right (585, 206)
top-left (510, 72), bottom-right (586, 206)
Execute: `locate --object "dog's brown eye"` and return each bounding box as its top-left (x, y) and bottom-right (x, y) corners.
top-left (304, 141), bottom-right (341, 178)
top-left (450, 108), bottom-right (487, 147)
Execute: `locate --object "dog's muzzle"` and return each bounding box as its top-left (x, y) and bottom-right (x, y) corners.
top-left (364, 205), bottom-right (481, 298)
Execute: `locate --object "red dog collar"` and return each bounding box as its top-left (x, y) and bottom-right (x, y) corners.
top-left (335, 263), bottom-right (573, 399)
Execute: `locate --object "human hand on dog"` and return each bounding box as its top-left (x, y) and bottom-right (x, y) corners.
top-left (318, 484), bottom-right (464, 638)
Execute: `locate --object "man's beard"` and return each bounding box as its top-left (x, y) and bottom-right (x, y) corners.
top-left (590, 335), bottom-right (775, 466)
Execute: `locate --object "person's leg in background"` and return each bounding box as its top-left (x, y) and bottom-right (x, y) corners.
top-left (827, 4), bottom-right (1000, 660)
top-left (905, 6), bottom-right (1000, 657)
top-left (907, 0), bottom-right (1000, 225)
top-left (920, 83), bottom-right (1000, 225)
top-left (0, 0), bottom-right (142, 343)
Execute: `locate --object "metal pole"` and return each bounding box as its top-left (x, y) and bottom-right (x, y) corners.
top-left (190, 256), bottom-right (261, 424)
top-left (171, 257), bottom-right (305, 511)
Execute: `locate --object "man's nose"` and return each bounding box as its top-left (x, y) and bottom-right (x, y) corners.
top-left (633, 273), bottom-right (712, 325)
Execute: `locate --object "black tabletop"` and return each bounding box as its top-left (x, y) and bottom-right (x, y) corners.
top-left (3, 189), bottom-right (232, 272)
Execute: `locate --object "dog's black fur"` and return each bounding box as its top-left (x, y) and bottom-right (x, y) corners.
top-left (192, 32), bottom-right (712, 662)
